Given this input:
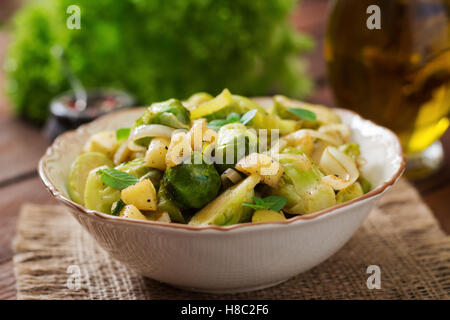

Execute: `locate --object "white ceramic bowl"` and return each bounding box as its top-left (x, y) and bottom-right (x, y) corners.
top-left (38, 98), bottom-right (405, 293)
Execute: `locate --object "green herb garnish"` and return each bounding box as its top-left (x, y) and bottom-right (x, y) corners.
top-left (287, 108), bottom-right (317, 121)
top-left (242, 195), bottom-right (287, 212)
top-left (227, 112), bottom-right (241, 122)
top-left (98, 168), bottom-right (139, 189)
top-left (111, 199), bottom-right (126, 216)
top-left (207, 119), bottom-right (232, 131)
top-left (116, 128), bottom-right (131, 141)
top-left (240, 109), bottom-right (258, 125)
top-left (207, 109), bottom-right (258, 131)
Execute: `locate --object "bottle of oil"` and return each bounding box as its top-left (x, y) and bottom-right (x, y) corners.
top-left (326, 0), bottom-right (450, 178)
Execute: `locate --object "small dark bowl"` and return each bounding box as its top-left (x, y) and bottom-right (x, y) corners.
top-left (45, 89), bottom-right (135, 141)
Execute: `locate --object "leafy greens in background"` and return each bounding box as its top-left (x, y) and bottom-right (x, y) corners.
top-left (4, 0), bottom-right (314, 123)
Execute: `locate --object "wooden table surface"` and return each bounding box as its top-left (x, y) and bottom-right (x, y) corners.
top-left (0, 0), bottom-right (449, 300)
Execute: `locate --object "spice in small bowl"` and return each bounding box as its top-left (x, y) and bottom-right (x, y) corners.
top-left (45, 89), bottom-right (135, 141)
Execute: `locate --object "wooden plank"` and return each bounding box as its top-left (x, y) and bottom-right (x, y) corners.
top-left (423, 183), bottom-right (450, 234)
top-left (0, 118), bottom-right (49, 185)
top-left (0, 177), bottom-right (56, 263)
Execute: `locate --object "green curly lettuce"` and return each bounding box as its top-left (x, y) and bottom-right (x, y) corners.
top-left (4, 0), bottom-right (314, 123)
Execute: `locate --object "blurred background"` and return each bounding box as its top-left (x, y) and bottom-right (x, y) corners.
top-left (0, 0), bottom-right (449, 297)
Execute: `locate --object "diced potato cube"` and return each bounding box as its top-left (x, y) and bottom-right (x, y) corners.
top-left (145, 137), bottom-right (170, 170)
top-left (83, 131), bottom-right (118, 157)
top-left (166, 131), bottom-right (192, 167)
top-left (121, 179), bottom-right (157, 211)
top-left (252, 209), bottom-right (286, 223)
top-left (120, 204), bottom-right (147, 220)
top-left (236, 153), bottom-right (283, 188)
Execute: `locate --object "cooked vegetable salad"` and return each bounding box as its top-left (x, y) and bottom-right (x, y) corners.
top-left (68, 89), bottom-right (371, 226)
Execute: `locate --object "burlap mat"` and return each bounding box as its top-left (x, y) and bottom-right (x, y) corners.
top-left (12, 179), bottom-right (450, 299)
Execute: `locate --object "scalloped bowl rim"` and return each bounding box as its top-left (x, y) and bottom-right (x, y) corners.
top-left (38, 104), bottom-right (405, 233)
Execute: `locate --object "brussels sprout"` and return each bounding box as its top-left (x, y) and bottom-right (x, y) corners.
top-left (189, 175), bottom-right (261, 226)
top-left (202, 94), bottom-right (262, 121)
top-left (336, 182), bottom-right (364, 204)
top-left (214, 123), bottom-right (258, 173)
top-left (68, 152), bottom-right (114, 205)
top-left (157, 184), bottom-right (186, 223)
top-left (233, 95), bottom-right (299, 135)
top-left (115, 158), bottom-right (152, 178)
top-left (133, 98), bottom-right (191, 130)
top-left (273, 95), bottom-right (341, 128)
top-left (84, 166), bottom-right (120, 214)
top-left (162, 154), bottom-right (221, 209)
top-left (266, 154), bottom-right (336, 214)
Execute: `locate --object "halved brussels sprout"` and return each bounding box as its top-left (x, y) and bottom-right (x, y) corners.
top-left (232, 95), bottom-right (299, 135)
top-left (115, 158), bottom-right (153, 178)
top-left (202, 94), bottom-right (264, 121)
top-left (162, 153), bottom-right (221, 209)
top-left (205, 95), bottom-right (298, 135)
top-left (84, 166), bottom-right (120, 214)
top-left (157, 184), bottom-right (186, 223)
top-left (266, 154), bottom-right (336, 215)
top-left (336, 182), bottom-right (364, 204)
top-left (189, 175), bottom-right (261, 226)
top-left (273, 95), bottom-right (341, 128)
top-left (214, 123), bottom-right (258, 173)
top-left (133, 98), bottom-right (191, 131)
top-left (68, 152), bottom-right (114, 205)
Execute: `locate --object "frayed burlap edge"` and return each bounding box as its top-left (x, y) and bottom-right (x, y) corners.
top-left (13, 179), bottom-right (450, 299)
